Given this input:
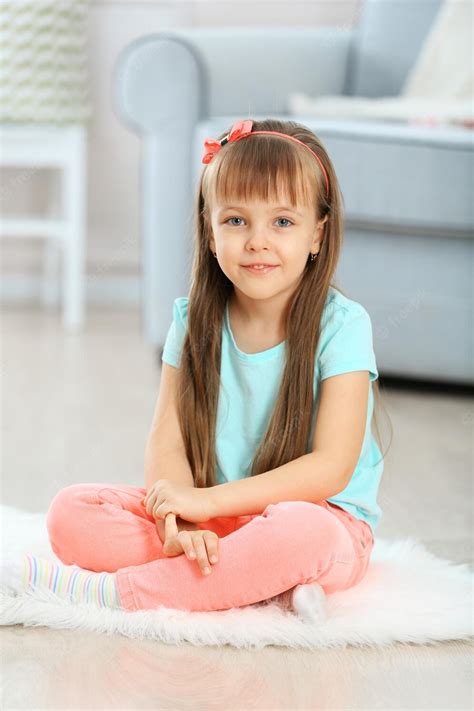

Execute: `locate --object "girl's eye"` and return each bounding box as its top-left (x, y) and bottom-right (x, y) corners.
top-left (224, 217), bottom-right (294, 227)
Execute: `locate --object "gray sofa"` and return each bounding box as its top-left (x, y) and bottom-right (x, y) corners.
top-left (114, 0), bottom-right (473, 384)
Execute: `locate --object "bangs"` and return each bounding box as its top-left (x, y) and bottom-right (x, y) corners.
top-left (202, 134), bottom-right (320, 212)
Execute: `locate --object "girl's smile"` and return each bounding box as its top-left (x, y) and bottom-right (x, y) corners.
top-left (242, 265), bottom-right (279, 275)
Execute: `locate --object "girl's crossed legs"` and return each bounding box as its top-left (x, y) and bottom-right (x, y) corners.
top-left (45, 483), bottom-right (374, 612)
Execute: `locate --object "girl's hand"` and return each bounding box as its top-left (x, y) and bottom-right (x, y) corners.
top-left (161, 514), bottom-right (220, 576)
top-left (154, 513), bottom-right (199, 545)
top-left (142, 480), bottom-right (216, 524)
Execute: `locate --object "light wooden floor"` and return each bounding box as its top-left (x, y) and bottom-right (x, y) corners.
top-left (1, 304), bottom-right (473, 710)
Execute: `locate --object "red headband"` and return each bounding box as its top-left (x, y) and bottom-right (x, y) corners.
top-left (202, 119), bottom-right (329, 197)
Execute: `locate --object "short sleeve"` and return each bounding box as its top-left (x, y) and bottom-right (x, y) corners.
top-left (317, 304), bottom-right (379, 382)
top-left (161, 297), bottom-right (189, 368)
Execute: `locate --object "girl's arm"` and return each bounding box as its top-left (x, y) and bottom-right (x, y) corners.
top-left (208, 371), bottom-right (370, 517)
top-left (145, 362), bottom-right (198, 541)
top-left (145, 435), bottom-right (195, 491)
top-left (145, 361), bottom-right (195, 491)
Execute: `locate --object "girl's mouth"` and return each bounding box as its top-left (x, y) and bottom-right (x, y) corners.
top-left (242, 265), bottom-right (279, 275)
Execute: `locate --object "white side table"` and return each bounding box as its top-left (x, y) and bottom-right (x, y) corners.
top-left (0, 124), bottom-right (87, 329)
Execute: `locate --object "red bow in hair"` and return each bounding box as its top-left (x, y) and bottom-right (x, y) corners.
top-left (202, 119), bottom-right (254, 164)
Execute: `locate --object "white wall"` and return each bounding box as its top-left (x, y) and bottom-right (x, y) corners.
top-left (0, 0), bottom-right (360, 304)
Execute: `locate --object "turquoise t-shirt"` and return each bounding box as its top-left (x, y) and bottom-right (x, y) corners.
top-left (161, 286), bottom-right (383, 534)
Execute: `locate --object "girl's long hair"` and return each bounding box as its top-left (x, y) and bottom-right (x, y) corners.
top-left (176, 118), bottom-right (392, 488)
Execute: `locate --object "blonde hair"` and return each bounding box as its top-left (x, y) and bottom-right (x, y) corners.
top-left (176, 118), bottom-right (392, 488)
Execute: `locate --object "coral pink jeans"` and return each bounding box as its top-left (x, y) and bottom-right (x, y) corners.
top-left (45, 483), bottom-right (374, 612)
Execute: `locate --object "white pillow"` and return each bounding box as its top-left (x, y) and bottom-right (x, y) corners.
top-left (401, 0), bottom-right (473, 100)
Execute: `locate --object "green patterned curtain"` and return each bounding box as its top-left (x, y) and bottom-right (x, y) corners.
top-left (0, 0), bottom-right (92, 123)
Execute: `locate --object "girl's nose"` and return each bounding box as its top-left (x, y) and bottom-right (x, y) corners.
top-left (245, 230), bottom-right (271, 249)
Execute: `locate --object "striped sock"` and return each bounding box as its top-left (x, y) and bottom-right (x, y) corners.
top-left (19, 554), bottom-right (122, 609)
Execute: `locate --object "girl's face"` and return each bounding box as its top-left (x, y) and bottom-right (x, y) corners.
top-left (209, 198), bottom-right (327, 300)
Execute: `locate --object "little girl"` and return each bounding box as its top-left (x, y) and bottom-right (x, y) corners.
top-left (2, 118), bottom-right (390, 620)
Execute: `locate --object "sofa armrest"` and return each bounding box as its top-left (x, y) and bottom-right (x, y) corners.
top-left (113, 33), bottom-right (205, 135)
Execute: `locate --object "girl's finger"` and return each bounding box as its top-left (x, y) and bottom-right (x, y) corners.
top-left (191, 536), bottom-right (212, 575)
top-left (145, 494), bottom-right (156, 517)
top-left (203, 533), bottom-right (219, 564)
top-left (177, 531), bottom-right (197, 560)
top-left (165, 512), bottom-right (179, 540)
top-left (154, 501), bottom-right (173, 521)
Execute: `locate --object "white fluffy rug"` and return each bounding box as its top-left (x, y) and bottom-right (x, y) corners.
top-left (1, 505), bottom-right (472, 650)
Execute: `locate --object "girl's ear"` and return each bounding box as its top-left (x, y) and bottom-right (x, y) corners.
top-left (311, 234), bottom-right (323, 252)
top-left (313, 216), bottom-right (327, 243)
top-left (312, 218), bottom-right (327, 252)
